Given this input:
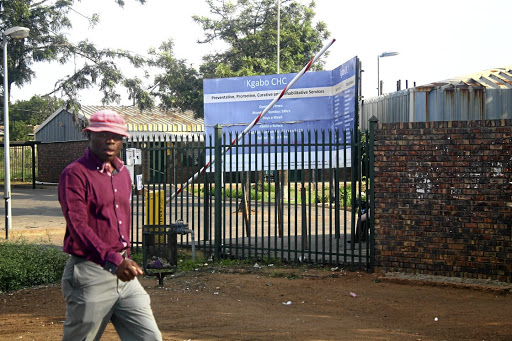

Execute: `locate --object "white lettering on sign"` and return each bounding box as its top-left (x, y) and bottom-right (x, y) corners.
top-left (246, 77), bottom-right (288, 89)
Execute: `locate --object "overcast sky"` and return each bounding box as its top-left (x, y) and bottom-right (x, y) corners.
top-left (12, 0), bottom-right (512, 104)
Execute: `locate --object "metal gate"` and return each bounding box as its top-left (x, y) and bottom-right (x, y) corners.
top-left (0, 141), bottom-right (38, 187)
top-left (126, 120), bottom-right (376, 271)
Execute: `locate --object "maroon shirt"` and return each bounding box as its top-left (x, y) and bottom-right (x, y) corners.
top-left (59, 148), bottom-right (131, 268)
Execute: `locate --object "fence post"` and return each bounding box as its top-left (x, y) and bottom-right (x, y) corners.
top-left (214, 124), bottom-right (223, 261)
top-left (32, 144), bottom-right (36, 189)
top-left (22, 147), bottom-right (25, 182)
top-left (350, 129), bottom-right (357, 255)
top-left (368, 115), bottom-right (378, 272)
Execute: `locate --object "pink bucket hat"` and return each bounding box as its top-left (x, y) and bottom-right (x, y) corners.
top-left (83, 109), bottom-right (130, 137)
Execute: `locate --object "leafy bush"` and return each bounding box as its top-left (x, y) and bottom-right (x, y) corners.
top-left (315, 193), bottom-right (331, 204)
top-left (130, 249), bottom-right (143, 264)
top-left (223, 187), bottom-right (244, 199)
top-left (0, 240), bottom-right (69, 292)
top-left (195, 184), bottom-right (276, 202)
top-left (193, 181), bottom-right (366, 207)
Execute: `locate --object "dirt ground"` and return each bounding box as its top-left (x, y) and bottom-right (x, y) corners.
top-left (1, 262), bottom-right (511, 341)
top-left (1, 187), bottom-right (512, 340)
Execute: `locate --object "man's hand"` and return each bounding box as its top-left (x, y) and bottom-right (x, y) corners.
top-left (116, 259), bottom-right (143, 282)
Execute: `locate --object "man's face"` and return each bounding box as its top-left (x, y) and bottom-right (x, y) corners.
top-left (88, 131), bottom-right (124, 163)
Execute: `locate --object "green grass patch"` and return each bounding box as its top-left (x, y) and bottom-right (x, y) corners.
top-left (268, 271), bottom-right (300, 280)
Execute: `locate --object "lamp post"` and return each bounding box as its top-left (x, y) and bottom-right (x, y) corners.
top-left (3, 26), bottom-right (29, 238)
top-left (276, 0), bottom-right (280, 74)
top-left (377, 51), bottom-right (399, 96)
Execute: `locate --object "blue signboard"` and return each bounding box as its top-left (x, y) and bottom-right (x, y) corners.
top-left (331, 59), bottom-right (357, 142)
top-left (203, 57), bottom-right (358, 171)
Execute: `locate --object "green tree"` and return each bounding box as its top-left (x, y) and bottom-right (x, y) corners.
top-left (6, 95), bottom-right (64, 140)
top-left (194, 0), bottom-right (330, 79)
top-left (150, 0), bottom-right (329, 119)
top-left (0, 0), bottom-right (150, 110)
top-left (149, 40), bottom-right (204, 118)
top-left (9, 120), bottom-right (30, 140)
top-left (10, 95), bottom-right (64, 126)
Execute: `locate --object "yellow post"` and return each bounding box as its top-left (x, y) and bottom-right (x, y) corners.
top-left (145, 189), bottom-right (165, 225)
top-left (145, 189), bottom-right (166, 243)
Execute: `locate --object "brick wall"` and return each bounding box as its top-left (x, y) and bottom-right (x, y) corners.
top-left (38, 141), bottom-right (88, 183)
top-left (374, 119), bottom-right (512, 282)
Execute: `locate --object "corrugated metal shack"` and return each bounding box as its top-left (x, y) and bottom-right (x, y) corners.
top-left (360, 66), bottom-right (512, 129)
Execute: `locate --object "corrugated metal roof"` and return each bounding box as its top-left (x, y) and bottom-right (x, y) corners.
top-left (361, 66), bottom-right (512, 128)
top-left (417, 66), bottom-right (512, 91)
top-left (79, 105), bottom-right (204, 132)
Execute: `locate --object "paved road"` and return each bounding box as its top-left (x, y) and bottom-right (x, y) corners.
top-left (0, 184), bottom-right (65, 243)
top-left (0, 185), bottom-right (366, 263)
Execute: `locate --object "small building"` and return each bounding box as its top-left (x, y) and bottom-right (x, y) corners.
top-left (360, 66), bottom-right (512, 129)
top-left (34, 105), bottom-right (204, 142)
top-left (35, 105), bottom-right (205, 183)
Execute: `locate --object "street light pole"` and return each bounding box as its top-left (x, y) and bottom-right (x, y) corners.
top-left (377, 55), bottom-right (379, 95)
top-left (277, 0), bottom-right (280, 74)
top-left (3, 26), bottom-right (29, 239)
top-left (377, 51), bottom-right (399, 96)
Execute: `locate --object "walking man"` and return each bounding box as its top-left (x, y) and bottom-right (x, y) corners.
top-left (58, 109), bottom-right (162, 340)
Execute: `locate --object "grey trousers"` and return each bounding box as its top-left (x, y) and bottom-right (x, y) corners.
top-left (61, 255), bottom-right (162, 341)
